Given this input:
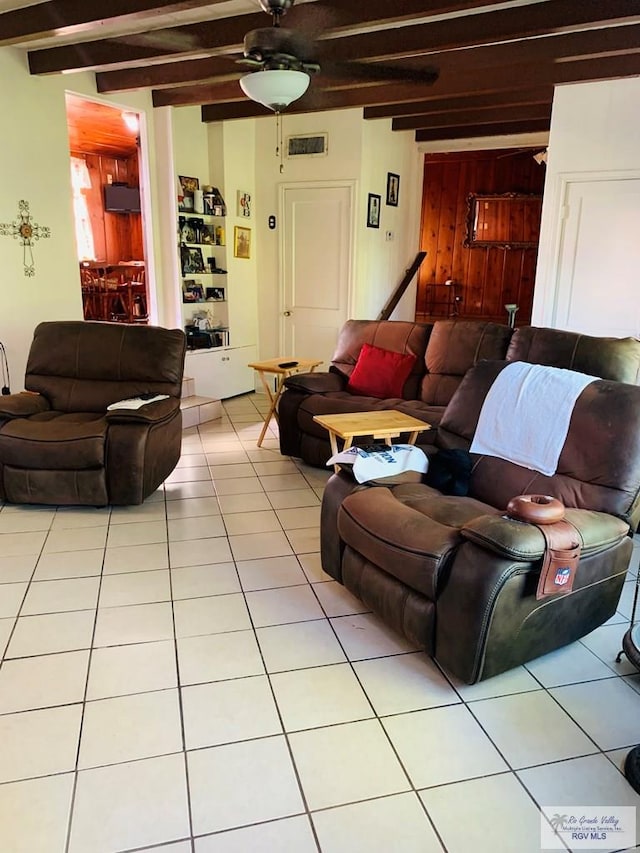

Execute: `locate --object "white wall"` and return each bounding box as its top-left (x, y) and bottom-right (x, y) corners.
top-left (358, 119), bottom-right (424, 321)
top-left (532, 77), bottom-right (640, 333)
top-left (252, 108), bottom-right (424, 359)
top-left (0, 46), bottom-right (423, 387)
top-left (0, 47), bottom-right (173, 387)
top-left (0, 48), bottom-right (83, 387)
top-left (218, 120), bottom-right (259, 349)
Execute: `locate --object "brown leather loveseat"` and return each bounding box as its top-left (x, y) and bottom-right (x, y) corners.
top-left (320, 359), bottom-right (640, 683)
top-left (0, 321), bottom-right (186, 506)
top-left (279, 318), bottom-right (640, 467)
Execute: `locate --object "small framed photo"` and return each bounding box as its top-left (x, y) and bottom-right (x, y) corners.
top-left (234, 226), bottom-right (251, 259)
top-left (180, 245), bottom-right (205, 275)
top-left (203, 187), bottom-right (227, 216)
top-left (367, 193), bottom-right (381, 229)
top-left (201, 224), bottom-right (215, 244)
top-left (182, 280), bottom-right (204, 302)
top-left (386, 173), bottom-right (400, 207)
top-left (237, 191), bottom-right (252, 218)
top-left (178, 176), bottom-right (199, 212)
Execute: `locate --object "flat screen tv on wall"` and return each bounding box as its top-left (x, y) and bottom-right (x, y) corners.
top-left (104, 183), bottom-right (141, 213)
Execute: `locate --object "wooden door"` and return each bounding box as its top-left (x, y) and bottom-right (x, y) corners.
top-left (280, 182), bottom-right (354, 364)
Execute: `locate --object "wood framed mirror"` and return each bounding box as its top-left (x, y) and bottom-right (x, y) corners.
top-left (464, 192), bottom-right (542, 249)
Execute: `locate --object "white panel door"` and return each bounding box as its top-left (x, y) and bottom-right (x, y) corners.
top-left (553, 177), bottom-right (640, 336)
top-left (280, 182), bottom-right (354, 365)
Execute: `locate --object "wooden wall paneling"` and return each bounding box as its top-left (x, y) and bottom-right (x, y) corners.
top-left (483, 246), bottom-right (507, 320)
top-left (417, 161), bottom-right (444, 316)
top-left (465, 174), bottom-right (486, 318)
top-left (466, 252), bottom-right (486, 316)
top-left (435, 161), bottom-right (460, 285)
top-left (83, 154), bottom-right (106, 262)
top-left (449, 159), bottom-right (471, 315)
top-left (101, 156), bottom-right (121, 266)
top-left (517, 251), bottom-right (538, 320)
top-left (126, 153), bottom-right (144, 261)
top-left (71, 145), bottom-right (143, 278)
top-left (502, 249), bottom-right (524, 311)
top-left (523, 197), bottom-right (542, 243)
top-left (417, 150), bottom-right (545, 326)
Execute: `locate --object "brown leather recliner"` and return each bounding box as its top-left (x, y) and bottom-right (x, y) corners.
top-left (0, 321), bottom-right (186, 506)
top-left (321, 360), bottom-right (640, 683)
top-left (279, 320), bottom-right (640, 468)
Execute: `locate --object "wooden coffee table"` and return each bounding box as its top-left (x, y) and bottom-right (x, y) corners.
top-left (249, 357), bottom-right (323, 447)
top-left (313, 410), bottom-right (431, 470)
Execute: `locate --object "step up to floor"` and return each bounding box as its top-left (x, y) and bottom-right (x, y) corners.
top-left (181, 376), bottom-right (196, 398)
top-left (180, 395), bottom-right (222, 429)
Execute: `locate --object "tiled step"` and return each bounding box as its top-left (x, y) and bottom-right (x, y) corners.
top-left (181, 376), bottom-right (196, 398)
top-left (180, 395), bottom-right (222, 429)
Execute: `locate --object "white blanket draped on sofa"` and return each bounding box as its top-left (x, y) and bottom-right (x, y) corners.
top-left (469, 362), bottom-right (597, 476)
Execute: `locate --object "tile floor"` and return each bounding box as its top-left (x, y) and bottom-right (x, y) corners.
top-left (0, 392), bottom-right (639, 853)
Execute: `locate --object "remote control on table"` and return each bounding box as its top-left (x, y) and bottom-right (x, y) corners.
top-left (278, 361), bottom-right (299, 368)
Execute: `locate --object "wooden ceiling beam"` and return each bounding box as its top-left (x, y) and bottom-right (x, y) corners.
top-left (365, 87), bottom-right (555, 120)
top-left (0, 0), bottom-right (228, 45)
top-left (415, 118), bottom-right (551, 141)
top-left (28, 0), bottom-right (640, 75)
top-left (319, 0), bottom-right (640, 64)
top-left (364, 22), bottom-right (640, 81)
top-left (363, 52), bottom-right (640, 120)
top-left (187, 52), bottom-right (640, 116)
top-left (158, 76), bottom-right (442, 109)
top-left (393, 103), bottom-right (552, 131)
top-left (26, 0), bottom-right (491, 74)
top-left (97, 21), bottom-right (640, 94)
top-left (96, 56), bottom-right (237, 92)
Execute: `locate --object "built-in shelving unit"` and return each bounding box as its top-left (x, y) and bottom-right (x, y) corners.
top-left (175, 179), bottom-right (256, 399)
top-left (178, 209), bottom-right (229, 347)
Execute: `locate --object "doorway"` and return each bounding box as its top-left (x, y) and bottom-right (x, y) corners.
top-left (65, 94), bottom-right (149, 324)
top-left (280, 181), bottom-right (354, 364)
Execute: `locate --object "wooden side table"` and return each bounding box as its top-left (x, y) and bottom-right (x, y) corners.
top-left (249, 357), bottom-right (323, 447)
top-left (313, 410), bottom-right (432, 471)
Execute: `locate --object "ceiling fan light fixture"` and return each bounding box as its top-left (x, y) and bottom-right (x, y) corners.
top-left (240, 69), bottom-right (309, 112)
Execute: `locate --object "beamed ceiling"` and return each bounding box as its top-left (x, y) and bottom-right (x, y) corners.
top-left (3, 0), bottom-right (640, 143)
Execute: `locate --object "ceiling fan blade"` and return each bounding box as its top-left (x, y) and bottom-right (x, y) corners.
top-left (321, 59), bottom-right (438, 85)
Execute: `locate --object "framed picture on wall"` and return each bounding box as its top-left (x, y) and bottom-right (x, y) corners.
top-left (237, 191), bottom-right (252, 218)
top-left (367, 193), bottom-right (381, 228)
top-left (386, 173), bottom-right (400, 206)
top-left (234, 226), bottom-right (251, 259)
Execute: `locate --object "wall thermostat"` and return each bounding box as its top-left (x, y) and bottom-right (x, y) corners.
top-left (268, 215), bottom-right (276, 230)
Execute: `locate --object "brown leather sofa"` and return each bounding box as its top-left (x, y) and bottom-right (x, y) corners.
top-left (0, 321), bottom-right (186, 506)
top-left (320, 360), bottom-right (640, 683)
top-left (279, 319), bottom-right (640, 467)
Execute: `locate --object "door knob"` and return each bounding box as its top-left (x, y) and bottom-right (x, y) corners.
top-left (283, 311), bottom-right (291, 316)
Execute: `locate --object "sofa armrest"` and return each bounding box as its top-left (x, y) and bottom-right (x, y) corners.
top-left (284, 371), bottom-right (346, 395)
top-left (0, 391), bottom-right (50, 420)
top-left (462, 509), bottom-right (629, 560)
top-left (105, 397), bottom-right (180, 425)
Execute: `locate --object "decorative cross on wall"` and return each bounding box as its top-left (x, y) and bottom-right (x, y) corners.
top-left (0, 200), bottom-right (51, 276)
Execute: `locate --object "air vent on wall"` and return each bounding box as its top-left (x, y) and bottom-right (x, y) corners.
top-left (286, 133), bottom-right (328, 158)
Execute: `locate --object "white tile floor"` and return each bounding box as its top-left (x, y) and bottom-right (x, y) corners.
top-left (0, 391), bottom-right (639, 853)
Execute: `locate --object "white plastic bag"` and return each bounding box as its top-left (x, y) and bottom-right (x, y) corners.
top-left (326, 444), bottom-right (428, 484)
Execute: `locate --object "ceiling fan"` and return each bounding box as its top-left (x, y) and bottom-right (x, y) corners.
top-left (238, 0), bottom-right (439, 112)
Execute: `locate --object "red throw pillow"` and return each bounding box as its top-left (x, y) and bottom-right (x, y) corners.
top-left (347, 343), bottom-right (417, 398)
